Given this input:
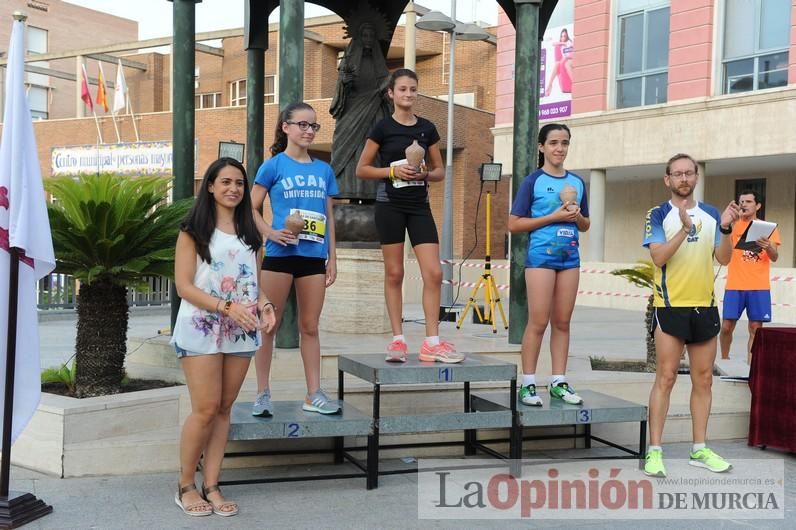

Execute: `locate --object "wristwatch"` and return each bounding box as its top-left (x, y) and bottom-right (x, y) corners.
top-left (719, 224), bottom-right (732, 235)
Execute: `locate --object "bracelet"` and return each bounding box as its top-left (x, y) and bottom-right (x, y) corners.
top-left (389, 166), bottom-right (396, 179)
top-left (215, 299), bottom-right (222, 313)
top-left (261, 302), bottom-right (276, 313)
top-left (719, 224), bottom-right (732, 235)
top-left (222, 300), bottom-right (232, 316)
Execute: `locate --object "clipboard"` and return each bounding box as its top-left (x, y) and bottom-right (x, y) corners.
top-left (734, 220), bottom-right (777, 251)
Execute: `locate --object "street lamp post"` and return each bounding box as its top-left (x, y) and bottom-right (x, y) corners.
top-left (416, 4), bottom-right (490, 313)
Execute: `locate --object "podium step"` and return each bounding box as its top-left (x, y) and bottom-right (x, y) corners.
top-left (229, 401), bottom-right (372, 440)
top-left (472, 389), bottom-right (647, 426)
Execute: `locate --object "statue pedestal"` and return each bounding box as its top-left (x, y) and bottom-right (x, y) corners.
top-left (321, 247), bottom-right (390, 334)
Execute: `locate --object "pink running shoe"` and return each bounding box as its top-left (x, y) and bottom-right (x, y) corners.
top-left (418, 341), bottom-right (465, 363)
top-left (385, 339), bottom-right (408, 362)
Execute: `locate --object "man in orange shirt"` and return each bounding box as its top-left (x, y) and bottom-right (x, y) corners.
top-left (720, 190), bottom-right (780, 363)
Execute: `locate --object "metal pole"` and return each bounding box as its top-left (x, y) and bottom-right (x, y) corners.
top-left (509, 1), bottom-right (541, 344)
top-left (246, 48), bottom-right (264, 182)
top-left (170, 0), bottom-right (200, 330)
top-left (275, 0), bottom-right (304, 349)
top-left (0, 249), bottom-right (20, 497)
top-left (440, 0), bottom-right (457, 309)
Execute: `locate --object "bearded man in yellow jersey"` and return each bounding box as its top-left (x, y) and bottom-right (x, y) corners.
top-left (641, 153), bottom-right (740, 478)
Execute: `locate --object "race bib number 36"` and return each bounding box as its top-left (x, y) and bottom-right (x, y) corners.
top-left (290, 209), bottom-right (326, 244)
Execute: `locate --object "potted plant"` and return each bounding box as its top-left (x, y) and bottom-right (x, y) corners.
top-left (46, 174), bottom-right (192, 397)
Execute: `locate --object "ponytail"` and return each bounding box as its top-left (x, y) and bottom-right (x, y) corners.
top-left (269, 102), bottom-right (315, 157)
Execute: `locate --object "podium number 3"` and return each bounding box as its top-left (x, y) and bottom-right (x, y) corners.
top-left (577, 409), bottom-right (592, 424)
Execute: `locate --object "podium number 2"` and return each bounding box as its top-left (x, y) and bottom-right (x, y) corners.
top-left (576, 409), bottom-right (592, 424)
top-left (287, 423), bottom-right (301, 437)
top-left (439, 368), bottom-right (452, 382)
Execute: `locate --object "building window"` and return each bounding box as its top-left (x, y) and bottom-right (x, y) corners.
top-left (26, 85), bottom-right (49, 119)
top-left (615, 1), bottom-right (670, 108)
top-left (230, 79), bottom-right (246, 107)
top-left (26, 26), bottom-right (47, 54)
top-left (723, 0), bottom-right (791, 94)
top-left (195, 92), bottom-right (221, 109)
top-left (734, 178), bottom-right (767, 220)
top-left (264, 75), bottom-right (276, 104)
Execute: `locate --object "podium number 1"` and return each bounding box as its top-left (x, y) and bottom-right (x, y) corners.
top-left (439, 368), bottom-right (452, 382)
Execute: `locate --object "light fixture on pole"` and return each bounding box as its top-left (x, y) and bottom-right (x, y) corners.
top-left (415, 4), bottom-right (490, 315)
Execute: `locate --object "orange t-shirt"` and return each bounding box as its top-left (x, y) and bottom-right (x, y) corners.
top-left (725, 218), bottom-right (781, 290)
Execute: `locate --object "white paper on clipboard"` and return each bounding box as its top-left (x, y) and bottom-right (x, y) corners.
top-left (744, 220), bottom-right (777, 243)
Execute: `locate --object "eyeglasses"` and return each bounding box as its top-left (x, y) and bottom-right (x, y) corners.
top-left (669, 170), bottom-right (697, 179)
top-left (286, 121), bottom-right (321, 132)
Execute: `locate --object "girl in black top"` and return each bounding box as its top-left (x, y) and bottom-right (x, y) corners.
top-left (356, 68), bottom-right (464, 364)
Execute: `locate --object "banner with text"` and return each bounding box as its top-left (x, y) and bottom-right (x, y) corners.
top-left (51, 141), bottom-right (174, 176)
top-left (539, 23), bottom-right (574, 120)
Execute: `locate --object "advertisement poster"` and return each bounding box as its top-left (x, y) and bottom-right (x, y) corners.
top-left (539, 23), bottom-right (574, 120)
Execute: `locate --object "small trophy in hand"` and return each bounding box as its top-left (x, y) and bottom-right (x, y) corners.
top-left (559, 185), bottom-right (578, 211)
top-left (405, 140), bottom-right (425, 173)
top-left (284, 211), bottom-right (305, 237)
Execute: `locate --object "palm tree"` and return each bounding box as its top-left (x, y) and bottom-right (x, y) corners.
top-left (46, 174), bottom-right (192, 397)
top-left (610, 261), bottom-right (656, 369)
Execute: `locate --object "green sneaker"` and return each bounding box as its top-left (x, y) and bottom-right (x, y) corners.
top-left (689, 447), bottom-right (732, 473)
top-left (519, 384), bottom-right (543, 406)
top-left (549, 382), bottom-right (583, 405)
top-left (644, 449), bottom-right (666, 477)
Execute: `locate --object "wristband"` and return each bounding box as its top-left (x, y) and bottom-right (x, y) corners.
top-left (222, 300), bottom-right (232, 316)
top-left (389, 166), bottom-right (395, 179)
top-left (719, 224), bottom-right (732, 235)
top-left (215, 299), bottom-right (222, 313)
top-left (261, 302), bottom-right (276, 313)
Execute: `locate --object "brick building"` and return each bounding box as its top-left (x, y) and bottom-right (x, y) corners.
top-left (0, 4), bottom-right (505, 259)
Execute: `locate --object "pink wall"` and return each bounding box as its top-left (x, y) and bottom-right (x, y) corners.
top-left (790, 1), bottom-right (796, 84)
top-left (668, 0), bottom-right (714, 100)
top-left (571, 0), bottom-right (610, 113)
top-left (495, 8), bottom-right (516, 126)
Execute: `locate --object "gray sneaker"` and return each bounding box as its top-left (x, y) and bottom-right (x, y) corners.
top-left (302, 389), bottom-right (341, 415)
top-left (251, 390), bottom-right (273, 417)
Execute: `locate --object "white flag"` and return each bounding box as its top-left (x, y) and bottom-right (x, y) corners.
top-left (0, 18), bottom-right (56, 444)
top-left (113, 58), bottom-right (128, 113)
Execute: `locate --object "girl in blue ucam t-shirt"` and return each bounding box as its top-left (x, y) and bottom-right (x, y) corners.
top-left (251, 102), bottom-right (340, 417)
top-left (508, 123), bottom-right (590, 408)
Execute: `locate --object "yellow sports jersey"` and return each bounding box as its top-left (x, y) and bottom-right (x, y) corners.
top-left (643, 201), bottom-right (721, 307)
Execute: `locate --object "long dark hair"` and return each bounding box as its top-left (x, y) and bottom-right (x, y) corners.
top-left (180, 157), bottom-right (261, 263)
top-left (537, 123), bottom-right (571, 168)
top-left (269, 102), bottom-right (315, 156)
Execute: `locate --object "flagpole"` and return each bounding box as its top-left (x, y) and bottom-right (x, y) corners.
top-left (128, 97), bottom-right (140, 142)
top-left (91, 107), bottom-right (103, 144)
top-left (0, 249), bottom-right (20, 498)
top-left (99, 63), bottom-right (120, 143)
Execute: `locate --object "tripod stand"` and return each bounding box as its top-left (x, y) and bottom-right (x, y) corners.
top-left (456, 188), bottom-right (508, 333)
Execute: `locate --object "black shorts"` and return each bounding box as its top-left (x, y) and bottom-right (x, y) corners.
top-left (374, 201), bottom-right (439, 246)
top-left (652, 306), bottom-right (720, 344)
top-left (261, 256), bottom-right (326, 278)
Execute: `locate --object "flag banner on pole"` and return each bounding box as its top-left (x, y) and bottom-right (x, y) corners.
top-left (96, 62), bottom-right (109, 113)
top-left (80, 63), bottom-right (93, 112)
top-left (113, 59), bottom-right (128, 113)
top-left (0, 18), bottom-right (56, 444)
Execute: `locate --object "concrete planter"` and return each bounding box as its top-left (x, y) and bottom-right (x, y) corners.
top-left (12, 386), bottom-right (188, 478)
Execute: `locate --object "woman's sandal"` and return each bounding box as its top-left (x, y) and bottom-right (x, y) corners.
top-left (174, 483), bottom-right (212, 516)
top-left (202, 484), bottom-right (238, 517)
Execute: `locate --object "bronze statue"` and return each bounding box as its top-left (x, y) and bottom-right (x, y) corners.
top-left (330, 3), bottom-right (392, 201)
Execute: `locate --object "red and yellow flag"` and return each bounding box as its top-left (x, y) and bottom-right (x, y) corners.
top-left (96, 62), bottom-right (109, 113)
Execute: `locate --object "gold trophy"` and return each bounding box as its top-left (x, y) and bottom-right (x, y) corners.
top-left (559, 185), bottom-right (578, 211)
